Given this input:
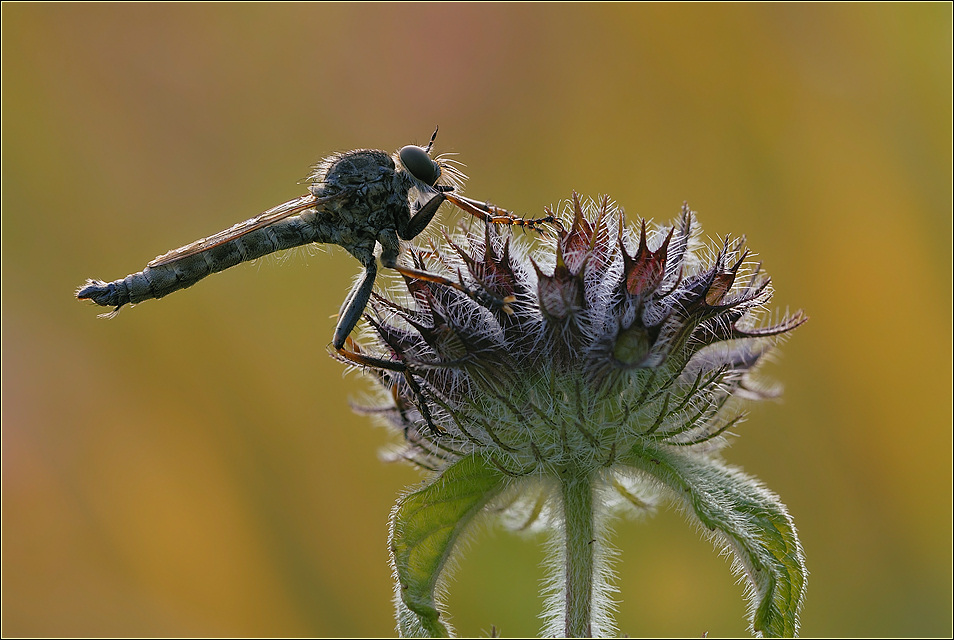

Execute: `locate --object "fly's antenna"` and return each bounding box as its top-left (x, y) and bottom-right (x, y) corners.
top-left (425, 126), bottom-right (439, 155)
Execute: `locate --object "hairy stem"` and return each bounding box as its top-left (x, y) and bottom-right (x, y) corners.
top-left (561, 471), bottom-right (595, 638)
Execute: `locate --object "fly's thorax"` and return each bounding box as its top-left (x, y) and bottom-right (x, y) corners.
top-left (309, 149), bottom-right (398, 207)
top-left (305, 148), bottom-right (413, 250)
top-left (316, 149), bottom-right (394, 187)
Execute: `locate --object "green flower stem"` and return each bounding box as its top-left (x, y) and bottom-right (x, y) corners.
top-left (350, 196), bottom-right (806, 637)
top-left (561, 470), bottom-right (595, 638)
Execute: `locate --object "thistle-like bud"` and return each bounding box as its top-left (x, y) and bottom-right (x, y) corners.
top-left (355, 194), bottom-right (804, 473)
top-left (343, 194), bottom-right (807, 638)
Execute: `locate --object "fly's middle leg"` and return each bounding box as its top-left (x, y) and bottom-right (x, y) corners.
top-left (377, 228), bottom-right (516, 315)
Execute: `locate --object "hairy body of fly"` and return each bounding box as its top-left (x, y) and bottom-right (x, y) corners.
top-left (77, 143), bottom-right (463, 335)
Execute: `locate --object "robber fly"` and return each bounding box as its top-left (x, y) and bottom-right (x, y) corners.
top-left (77, 129), bottom-right (554, 430)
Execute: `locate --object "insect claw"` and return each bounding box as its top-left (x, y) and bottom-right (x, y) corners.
top-left (333, 339), bottom-right (445, 437)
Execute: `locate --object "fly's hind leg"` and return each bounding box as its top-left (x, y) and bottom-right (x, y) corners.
top-left (333, 258), bottom-right (377, 350)
top-left (332, 232), bottom-right (446, 436)
top-left (334, 337), bottom-right (445, 437)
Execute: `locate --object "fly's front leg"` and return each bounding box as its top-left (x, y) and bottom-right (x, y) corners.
top-left (445, 192), bottom-right (562, 234)
top-left (399, 189), bottom-right (448, 240)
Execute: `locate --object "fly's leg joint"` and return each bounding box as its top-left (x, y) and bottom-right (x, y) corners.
top-left (391, 262), bottom-right (515, 315)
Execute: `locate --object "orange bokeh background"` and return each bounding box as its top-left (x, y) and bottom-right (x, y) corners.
top-left (3, 4), bottom-right (950, 637)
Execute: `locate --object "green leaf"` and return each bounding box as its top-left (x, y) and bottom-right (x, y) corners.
top-left (621, 440), bottom-right (807, 637)
top-left (389, 454), bottom-right (508, 638)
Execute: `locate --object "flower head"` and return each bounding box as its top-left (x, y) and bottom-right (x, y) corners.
top-left (342, 194), bottom-right (807, 638)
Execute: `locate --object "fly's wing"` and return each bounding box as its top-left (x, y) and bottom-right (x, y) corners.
top-left (147, 192), bottom-right (343, 267)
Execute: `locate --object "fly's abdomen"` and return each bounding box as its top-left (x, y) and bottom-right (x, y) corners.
top-left (77, 214), bottom-right (320, 315)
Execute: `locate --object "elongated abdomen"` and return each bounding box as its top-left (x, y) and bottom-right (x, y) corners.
top-left (77, 214), bottom-right (322, 314)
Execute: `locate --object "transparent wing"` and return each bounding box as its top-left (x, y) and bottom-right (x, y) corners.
top-left (147, 192), bottom-right (342, 267)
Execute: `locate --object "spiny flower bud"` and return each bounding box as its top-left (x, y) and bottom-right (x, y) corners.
top-left (353, 193), bottom-right (804, 474)
top-left (341, 193), bottom-right (807, 638)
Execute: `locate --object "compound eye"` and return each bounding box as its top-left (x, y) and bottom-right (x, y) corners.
top-left (399, 145), bottom-right (441, 186)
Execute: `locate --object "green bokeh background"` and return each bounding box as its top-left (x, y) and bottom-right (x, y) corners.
top-left (3, 4), bottom-right (951, 637)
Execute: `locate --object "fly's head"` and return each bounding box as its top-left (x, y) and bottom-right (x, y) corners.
top-left (396, 127), bottom-right (466, 200)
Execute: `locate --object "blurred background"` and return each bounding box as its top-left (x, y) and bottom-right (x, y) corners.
top-left (2, 4), bottom-right (950, 637)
